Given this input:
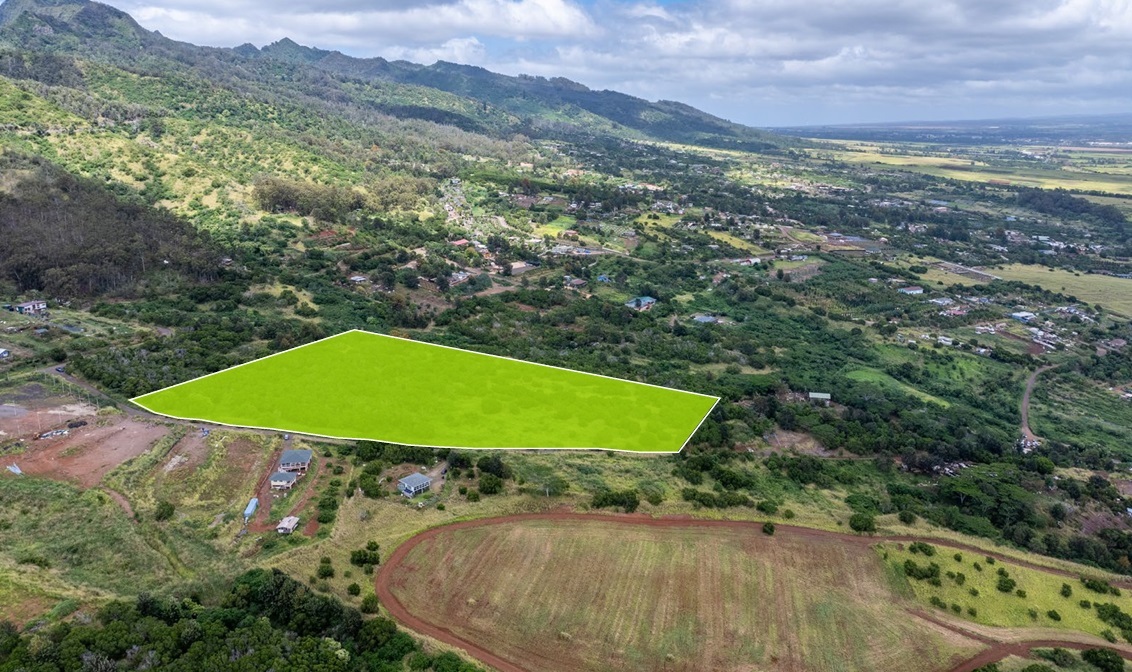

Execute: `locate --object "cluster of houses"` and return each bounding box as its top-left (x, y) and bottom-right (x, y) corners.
top-left (268, 449), bottom-right (313, 491)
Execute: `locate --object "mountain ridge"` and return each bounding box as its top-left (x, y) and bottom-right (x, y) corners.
top-left (0, 0), bottom-right (790, 150)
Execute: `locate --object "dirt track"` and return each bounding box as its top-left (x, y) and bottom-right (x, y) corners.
top-left (376, 512), bottom-right (1132, 672)
top-left (1021, 365), bottom-right (1057, 441)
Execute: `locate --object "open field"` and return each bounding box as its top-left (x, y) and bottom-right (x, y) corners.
top-left (133, 330), bottom-right (718, 452)
top-left (882, 541), bottom-right (1132, 639)
top-left (989, 264), bottom-right (1132, 316)
top-left (846, 367), bottom-right (951, 407)
top-left (380, 515), bottom-right (982, 672)
top-left (821, 143), bottom-right (1132, 195)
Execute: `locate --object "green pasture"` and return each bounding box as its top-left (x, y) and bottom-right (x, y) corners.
top-left (133, 330), bottom-right (717, 452)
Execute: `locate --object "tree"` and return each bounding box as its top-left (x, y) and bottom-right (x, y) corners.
top-left (848, 513), bottom-right (876, 534)
top-left (762, 522), bottom-right (775, 536)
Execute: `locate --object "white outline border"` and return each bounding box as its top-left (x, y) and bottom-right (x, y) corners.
top-left (130, 329), bottom-right (720, 454)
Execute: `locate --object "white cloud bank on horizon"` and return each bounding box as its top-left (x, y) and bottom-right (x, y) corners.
top-left (104, 0), bottom-right (1132, 126)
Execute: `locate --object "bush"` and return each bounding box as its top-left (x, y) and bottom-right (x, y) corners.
top-left (154, 500), bottom-right (175, 522)
top-left (592, 489), bottom-right (640, 513)
top-left (478, 473), bottom-right (503, 495)
top-left (1039, 648), bottom-right (1076, 667)
top-left (1081, 648), bottom-right (1124, 672)
top-left (1061, 583), bottom-right (1073, 598)
top-left (969, 588), bottom-right (980, 597)
top-left (1103, 630), bottom-right (1117, 643)
top-left (848, 513), bottom-right (876, 534)
top-left (467, 491), bottom-right (480, 502)
top-left (1016, 589), bottom-right (1027, 598)
top-left (898, 510), bottom-right (917, 525)
top-left (347, 583), bottom-right (361, 596)
top-left (756, 500), bottom-right (778, 515)
top-left (953, 553), bottom-right (963, 562)
top-left (317, 564), bottom-right (334, 579)
top-left (1082, 600), bottom-right (1093, 609)
top-left (762, 522), bottom-right (775, 536)
top-left (996, 576), bottom-right (1017, 593)
top-left (909, 542), bottom-right (936, 556)
top-left (967, 607), bottom-right (978, 617)
top-left (360, 594), bottom-right (379, 614)
top-left (783, 509), bottom-right (796, 519)
top-left (903, 560), bottom-right (940, 581)
top-left (1019, 666), bottom-right (1055, 672)
top-left (458, 486), bottom-right (467, 495)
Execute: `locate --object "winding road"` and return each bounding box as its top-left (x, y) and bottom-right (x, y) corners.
top-left (376, 512), bottom-right (1132, 672)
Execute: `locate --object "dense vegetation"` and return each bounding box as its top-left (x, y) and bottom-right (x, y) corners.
top-left (0, 569), bottom-right (483, 671)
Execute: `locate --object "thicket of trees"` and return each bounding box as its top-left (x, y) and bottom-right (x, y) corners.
top-left (0, 154), bottom-right (218, 296)
top-left (0, 569), bottom-right (483, 672)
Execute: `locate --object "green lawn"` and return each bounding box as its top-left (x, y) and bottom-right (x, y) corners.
top-left (132, 331), bottom-right (717, 452)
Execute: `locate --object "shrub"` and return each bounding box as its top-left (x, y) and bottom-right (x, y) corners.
top-left (967, 607), bottom-right (978, 617)
top-left (592, 489), bottom-right (640, 513)
top-left (347, 583), bottom-right (361, 596)
top-left (848, 513), bottom-right (876, 534)
top-left (756, 500), bottom-right (778, 515)
top-left (1019, 666), bottom-right (1055, 672)
top-left (953, 553), bottom-right (963, 562)
top-left (898, 510), bottom-right (916, 525)
top-left (1016, 589), bottom-right (1027, 598)
top-left (458, 486), bottom-right (468, 495)
top-left (762, 522), bottom-right (775, 536)
top-left (1039, 648), bottom-right (1076, 667)
top-left (360, 594), bottom-right (379, 614)
top-left (969, 588), bottom-right (980, 597)
top-left (909, 542), bottom-right (936, 556)
top-left (985, 557), bottom-right (995, 565)
top-left (1102, 630), bottom-right (1117, 643)
top-left (1061, 583), bottom-right (1073, 598)
top-left (930, 596), bottom-right (947, 609)
top-left (1081, 648), bottom-right (1124, 672)
top-left (154, 500), bottom-right (175, 522)
top-left (1081, 600), bottom-right (1093, 609)
top-left (316, 564), bottom-right (334, 579)
top-left (973, 562), bottom-right (983, 572)
top-left (478, 473), bottom-right (503, 495)
top-left (954, 573), bottom-right (966, 586)
top-left (436, 503), bottom-right (445, 511)
top-left (783, 509), bottom-right (796, 519)
top-left (467, 491), bottom-right (481, 502)
top-left (996, 576), bottom-right (1017, 593)
top-left (951, 603), bottom-right (962, 614)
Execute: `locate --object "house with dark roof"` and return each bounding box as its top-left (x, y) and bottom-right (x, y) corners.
top-left (270, 472), bottom-right (298, 490)
top-left (279, 449), bottom-right (313, 472)
top-left (398, 473), bottom-right (432, 498)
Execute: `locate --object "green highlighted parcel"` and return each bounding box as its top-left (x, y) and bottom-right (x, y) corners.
top-left (132, 330), bottom-right (717, 453)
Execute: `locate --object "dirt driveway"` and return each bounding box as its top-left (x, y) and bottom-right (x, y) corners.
top-left (7, 417), bottom-right (169, 488)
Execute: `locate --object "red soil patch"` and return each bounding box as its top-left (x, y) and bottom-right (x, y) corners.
top-left (377, 513), bottom-right (1132, 672)
top-left (159, 431), bottom-right (210, 480)
top-left (11, 418), bottom-right (169, 488)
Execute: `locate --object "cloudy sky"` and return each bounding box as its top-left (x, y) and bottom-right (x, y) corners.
top-left (102, 0), bottom-right (1132, 126)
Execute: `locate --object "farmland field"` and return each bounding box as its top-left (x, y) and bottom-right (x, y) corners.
top-left (379, 516), bottom-right (982, 672)
top-left (988, 265), bottom-right (1132, 317)
top-left (133, 330), bottom-right (717, 453)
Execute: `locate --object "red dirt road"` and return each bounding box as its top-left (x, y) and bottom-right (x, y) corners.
top-left (376, 512), bottom-right (1132, 672)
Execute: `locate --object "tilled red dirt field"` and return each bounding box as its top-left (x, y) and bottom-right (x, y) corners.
top-left (9, 417), bottom-right (169, 488)
top-left (377, 513), bottom-right (1132, 672)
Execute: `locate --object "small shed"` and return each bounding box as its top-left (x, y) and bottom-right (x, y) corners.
top-left (270, 471), bottom-right (298, 490)
top-left (276, 516), bottom-right (300, 534)
top-left (243, 498), bottom-right (259, 522)
top-left (15, 300), bottom-right (47, 315)
top-left (398, 473), bottom-right (432, 498)
top-left (279, 449), bottom-right (313, 472)
top-left (808, 392), bottom-right (832, 406)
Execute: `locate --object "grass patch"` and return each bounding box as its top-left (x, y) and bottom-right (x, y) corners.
top-left (884, 541), bottom-right (1132, 639)
top-left (846, 368), bottom-right (951, 407)
top-left (990, 264), bottom-right (1132, 317)
top-left (133, 331), bottom-right (718, 453)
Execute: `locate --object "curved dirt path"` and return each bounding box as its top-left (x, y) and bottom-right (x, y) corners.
top-left (376, 512), bottom-right (1132, 672)
top-left (1021, 365), bottom-right (1057, 441)
top-left (102, 487), bottom-right (136, 520)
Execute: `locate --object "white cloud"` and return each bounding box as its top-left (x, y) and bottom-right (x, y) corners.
top-left (111, 0), bottom-right (1132, 125)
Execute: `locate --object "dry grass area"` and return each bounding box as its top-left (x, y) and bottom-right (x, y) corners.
top-left (384, 518), bottom-right (982, 672)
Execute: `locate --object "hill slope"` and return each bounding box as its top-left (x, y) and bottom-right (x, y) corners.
top-left (0, 0), bottom-right (787, 149)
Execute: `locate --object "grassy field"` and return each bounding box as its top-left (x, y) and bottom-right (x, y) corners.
top-left (883, 541), bottom-right (1132, 639)
top-left (385, 518), bottom-right (980, 672)
top-left (133, 330), bottom-right (718, 452)
top-left (989, 264), bottom-right (1132, 316)
top-left (846, 367), bottom-right (951, 407)
top-left (1029, 372), bottom-right (1132, 459)
top-left (822, 143), bottom-right (1132, 195)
